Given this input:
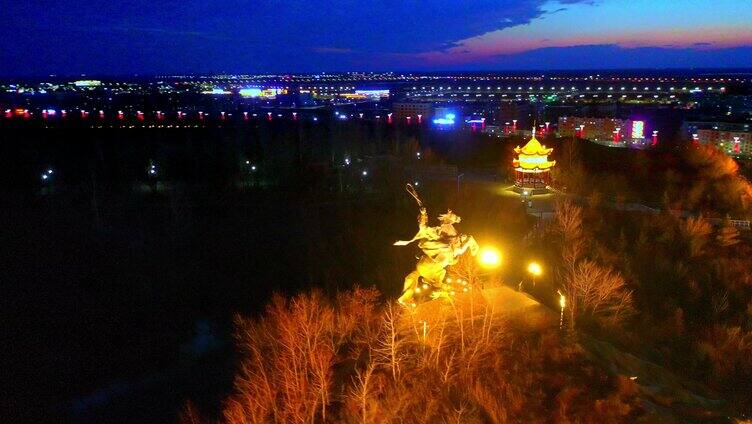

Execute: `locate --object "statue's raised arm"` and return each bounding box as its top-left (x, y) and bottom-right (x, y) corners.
top-left (393, 206), bottom-right (429, 246)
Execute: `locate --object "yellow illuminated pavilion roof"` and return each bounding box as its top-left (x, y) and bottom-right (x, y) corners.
top-left (512, 132), bottom-right (556, 171)
top-left (514, 134), bottom-right (553, 156)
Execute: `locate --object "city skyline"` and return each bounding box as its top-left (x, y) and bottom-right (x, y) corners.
top-left (2, 0), bottom-right (752, 75)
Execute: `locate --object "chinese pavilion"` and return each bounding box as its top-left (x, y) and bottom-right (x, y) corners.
top-left (512, 127), bottom-right (556, 194)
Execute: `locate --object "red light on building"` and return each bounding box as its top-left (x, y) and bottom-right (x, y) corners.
top-left (387, 113), bottom-right (393, 124)
top-left (42, 110), bottom-right (49, 119)
top-left (267, 112), bottom-right (273, 121)
top-left (652, 130), bottom-right (658, 146)
top-left (417, 114), bottom-right (422, 124)
top-left (4, 109), bottom-right (12, 119)
top-left (137, 111), bottom-right (144, 121)
top-left (99, 110), bottom-right (105, 119)
top-left (733, 136), bottom-right (741, 153)
top-left (118, 111), bottom-right (124, 120)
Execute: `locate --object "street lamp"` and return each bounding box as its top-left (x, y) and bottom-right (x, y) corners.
top-left (557, 290), bottom-right (566, 329)
top-left (41, 168), bottom-right (53, 182)
top-left (527, 262), bottom-right (542, 286)
top-left (148, 160), bottom-right (158, 178)
top-left (478, 246), bottom-right (501, 269)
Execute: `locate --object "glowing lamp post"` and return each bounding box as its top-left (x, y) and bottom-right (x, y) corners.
top-left (512, 119), bottom-right (517, 132)
top-left (692, 133), bottom-right (699, 145)
top-left (527, 262), bottom-right (542, 286)
top-left (41, 168), bottom-right (54, 182)
top-left (478, 247), bottom-right (501, 269)
top-left (652, 130), bottom-right (658, 146)
top-left (557, 290), bottom-right (566, 329)
top-left (733, 136), bottom-right (741, 154)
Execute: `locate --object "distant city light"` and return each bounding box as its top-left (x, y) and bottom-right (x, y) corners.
top-left (433, 113), bottom-right (456, 126)
top-left (202, 87), bottom-right (231, 95)
top-left (354, 89), bottom-right (389, 99)
top-left (73, 80), bottom-right (102, 87)
top-left (239, 88), bottom-right (263, 97)
top-left (631, 121), bottom-right (644, 139)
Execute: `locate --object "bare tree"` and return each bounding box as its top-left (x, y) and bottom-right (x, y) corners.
top-left (373, 302), bottom-right (405, 381)
top-left (554, 199), bottom-right (586, 276)
top-left (566, 260), bottom-right (634, 327)
top-left (682, 216), bottom-right (712, 257)
top-left (347, 360), bottom-right (377, 424)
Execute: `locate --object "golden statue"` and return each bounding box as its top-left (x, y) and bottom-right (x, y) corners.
top-left (395, 185), bottom-right (479, 306)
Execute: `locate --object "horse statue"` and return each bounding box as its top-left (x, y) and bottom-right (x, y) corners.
top-left (394, 185), bottom-right (479, 306)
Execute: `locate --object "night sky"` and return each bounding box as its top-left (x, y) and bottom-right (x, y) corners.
top-left (2, 0), bottom-right (752, 75)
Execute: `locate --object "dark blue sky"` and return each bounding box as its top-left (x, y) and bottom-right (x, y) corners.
top-left (2, 0), bottom-right (751, 75)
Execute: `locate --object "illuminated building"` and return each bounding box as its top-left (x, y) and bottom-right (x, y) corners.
top-left (512, 127), bottom-right (556, 194)
top-left (392, 102), bottom-right (433, 122)
top-left (696, 129), bottom-right (752, 157)
top-left (239, 88), bottom-right (263, 97)
top-left (73, 80), bottom-right (102, 87)
top-left (202, 87), bottom-right (232, 95)
top-left (433, 114), bottom-right (455, 126)
top-left (354, 89), bottom-right (389, 99)
top-left (557, 116), bottom-right (647, 146)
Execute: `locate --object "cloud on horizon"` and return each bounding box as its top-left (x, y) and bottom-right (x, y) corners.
top-left (0, 0), bottom-right (751, 74)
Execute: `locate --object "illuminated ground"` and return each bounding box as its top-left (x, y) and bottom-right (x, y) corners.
top-left (408, 285), bottom-right (725, 420)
